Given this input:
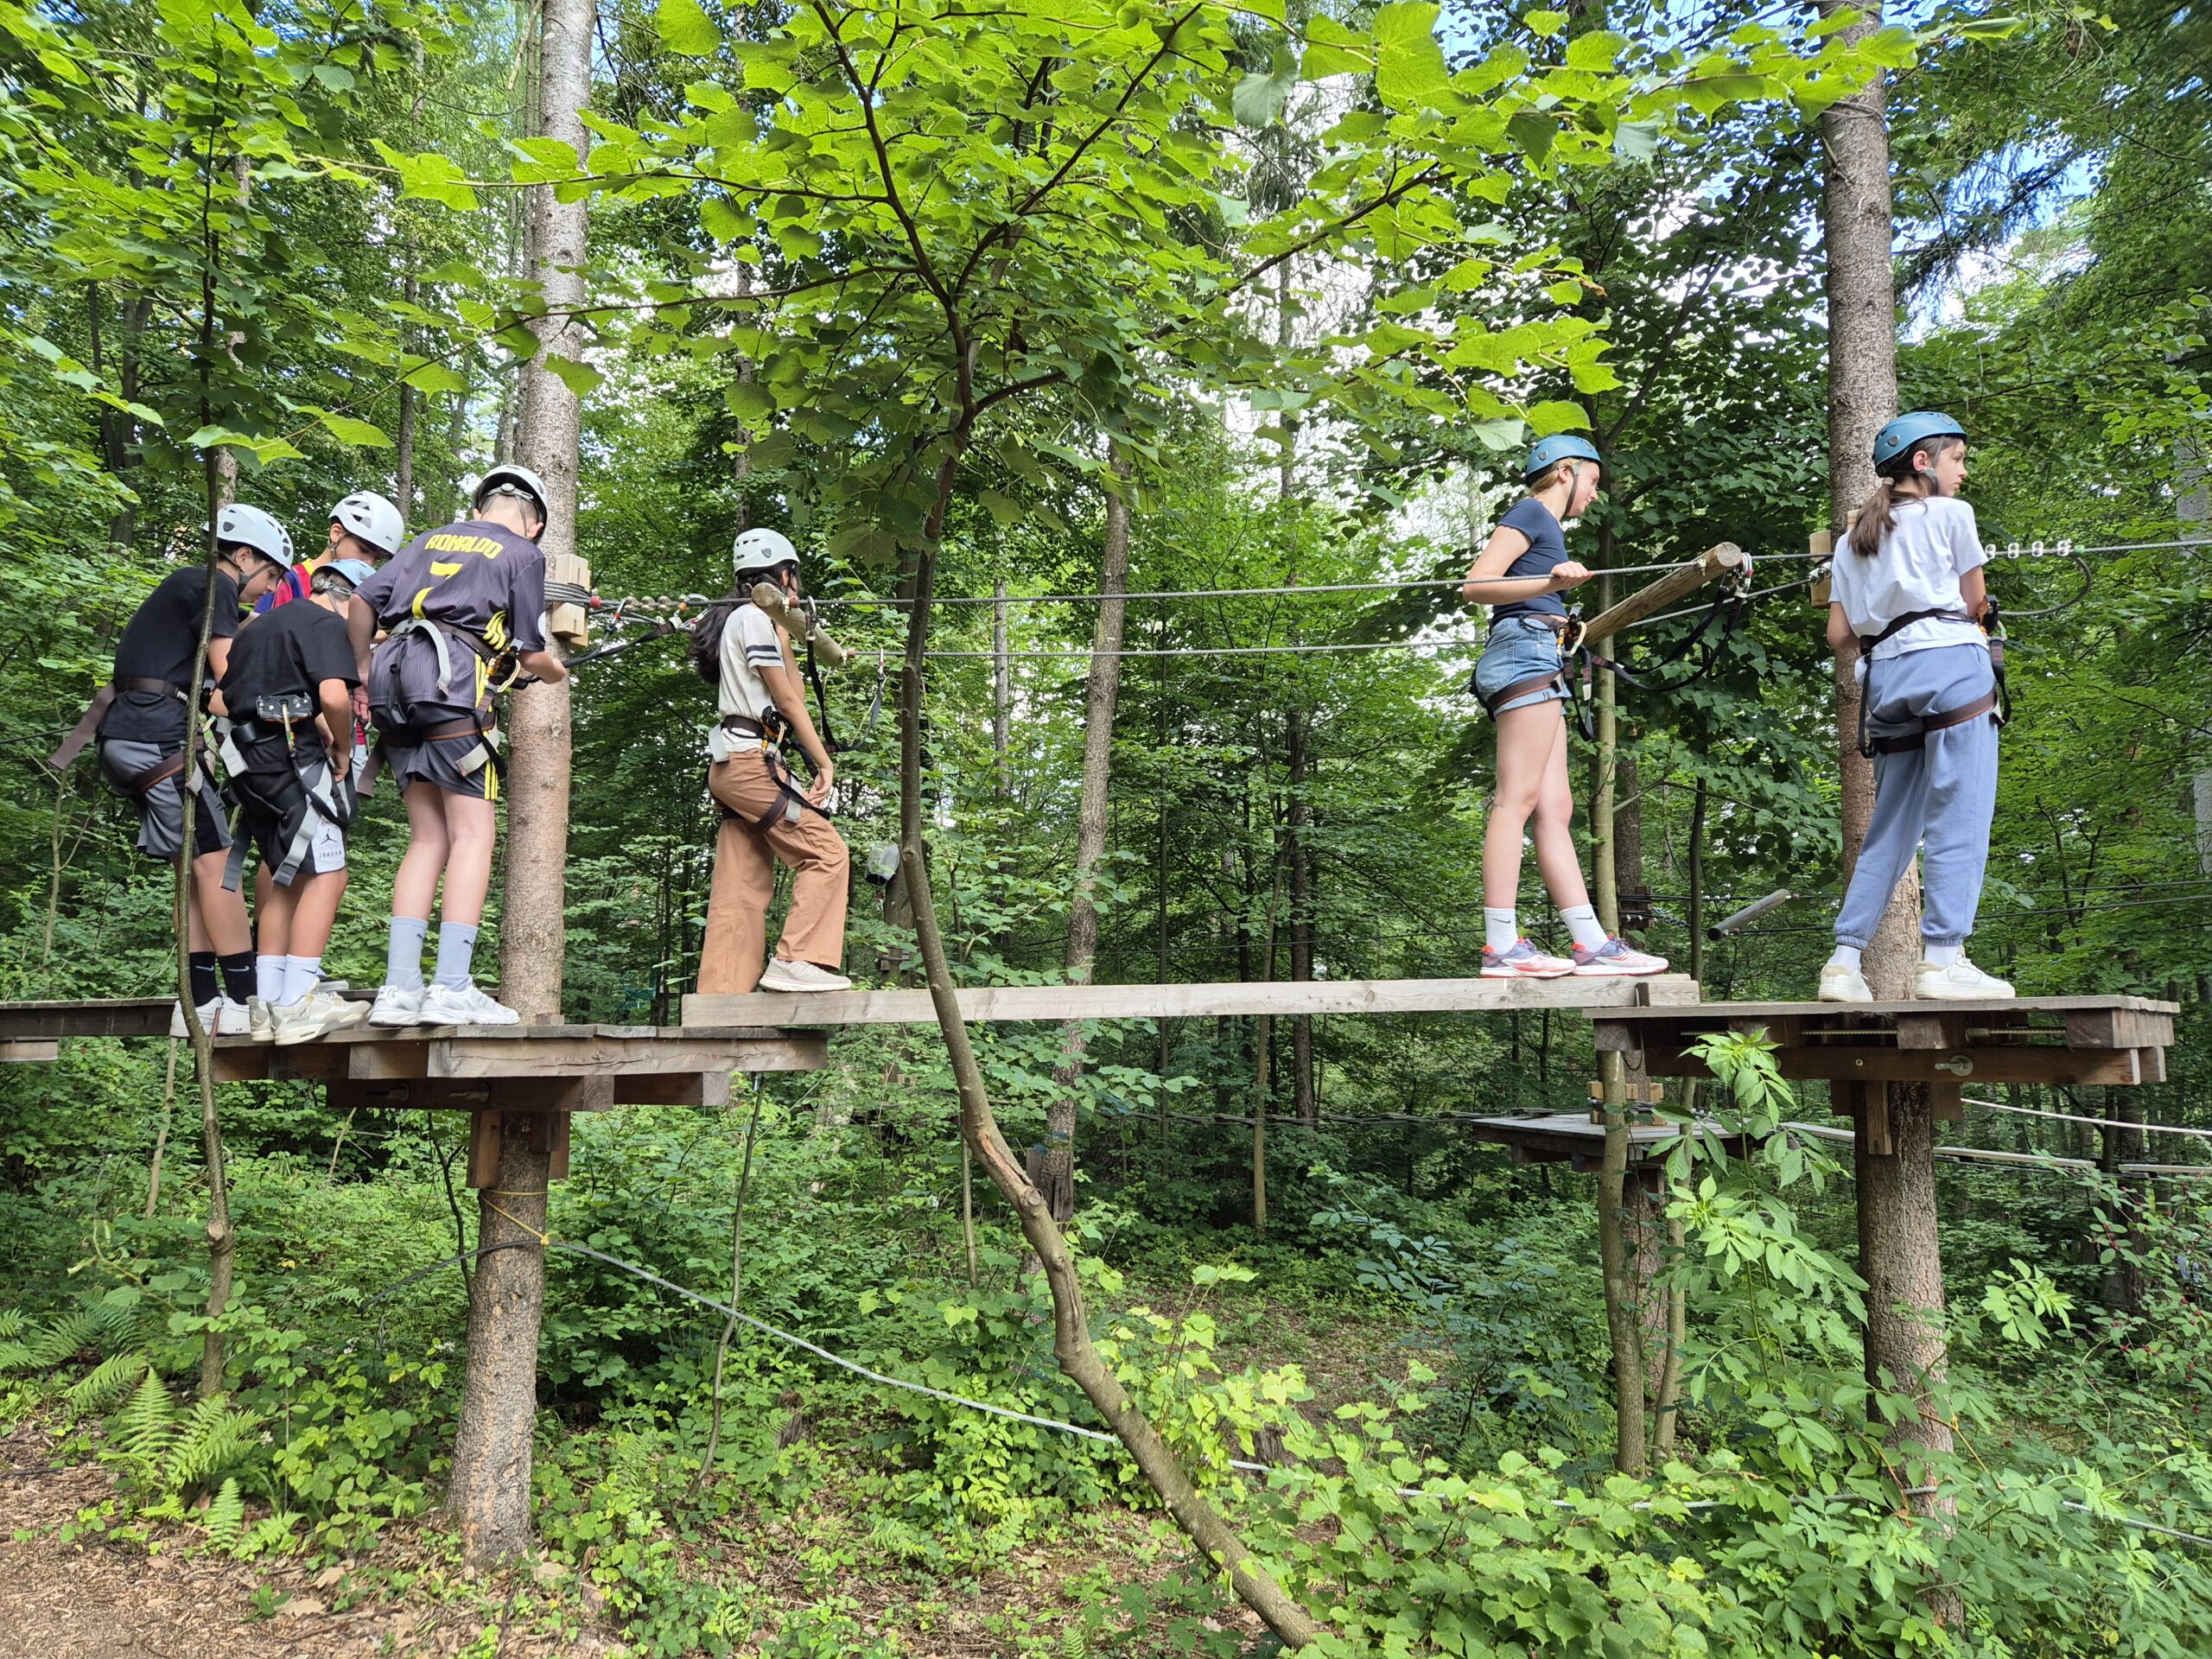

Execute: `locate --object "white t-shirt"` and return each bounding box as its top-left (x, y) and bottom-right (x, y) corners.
top-left (705, 603), bottom-right (788, 762)
top-left (1828, 495), bottom-right (1988, 661)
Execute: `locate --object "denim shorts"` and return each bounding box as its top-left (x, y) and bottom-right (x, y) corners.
top-left (1473, 615), bottom-right (1568, 717)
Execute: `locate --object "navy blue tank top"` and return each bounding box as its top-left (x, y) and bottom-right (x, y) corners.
top-left (1490, 497), bottom-right (1567, 625)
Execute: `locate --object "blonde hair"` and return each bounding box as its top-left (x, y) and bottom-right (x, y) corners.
top-left (1848, 434), bottom-right (1963, 556)
top-left (1529, 457), bottom-right (1597, 499)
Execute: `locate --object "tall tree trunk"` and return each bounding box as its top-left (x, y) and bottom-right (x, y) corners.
top-left (448, 0), bottom-right (593, 1570)
top-left (2100, 1086), bottom-right (2145, 1312)
top-left (993, 579), bottom-right (1012, 797)
top-left (1041, 452), bottom-right (1134, 1229)
top-left (897, 460), bottom-right (1320, 1650)
top-left (1820, 0), bottom-right (1957, 1563)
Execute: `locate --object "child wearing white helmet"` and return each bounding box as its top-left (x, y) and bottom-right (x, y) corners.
top-left (691, 527), bottom-right (852, 994)
top-left (348, 463), bottom-right (569, 1027)
top-left (251, 490), bottom-right (405, 616)
top-left (1819, 412), bottom-right (2011, 1004)
top-left (48, 505), bottom-right (296, 1035)
top-left (1462, 436), bottom-right (1668, 981)
top-left (217, 556), bottom-right (378, 1044)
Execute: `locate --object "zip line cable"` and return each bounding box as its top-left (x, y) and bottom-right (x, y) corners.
top-left (1963, 1096), bottom-right (2212, 1141)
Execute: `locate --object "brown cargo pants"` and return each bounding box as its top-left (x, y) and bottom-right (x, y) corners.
top-left (698, 748), bottom-right (850, 994)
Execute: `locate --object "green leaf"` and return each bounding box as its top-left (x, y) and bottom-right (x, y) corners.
top-left (543, 356), bottom-right (604, 399)
top-left (658, 0), bottom-right (721, 56)
top-left (1375, 3), bottom-right (1449, 108)
top-left (1563, 29), bottom-right (1627, 71)
top-left (313, 410), bottom-right (392, 448)
top-left (1611, 118), bottom-right (1659, 164)
top-left (1523, 9), bottom-right (1567, 36)
top-left (1232, 63), bottom-right (1296, 128)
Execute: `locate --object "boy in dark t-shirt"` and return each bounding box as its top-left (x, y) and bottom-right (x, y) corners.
top-left (349, 462), bottom-right (569, 1027)
top-left (47, 505), bottom-right (296, 1035)
top-left (218, 557), bottom-right (373, 1045)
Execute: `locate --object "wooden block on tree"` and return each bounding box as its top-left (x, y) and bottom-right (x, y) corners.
top-left (467, 1110), bottom-right (502, 1189)
top-left (1928, 1081), bottom-right (1964, 1122)
top-left (1894, 1012), bottom-right (1967, 1051)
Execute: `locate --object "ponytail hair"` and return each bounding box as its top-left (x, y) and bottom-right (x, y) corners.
top-left (1848, 434), bottom-right (1964, 556)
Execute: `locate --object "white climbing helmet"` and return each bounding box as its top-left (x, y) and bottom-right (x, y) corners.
top-left (214, 503), bottom-right (294, 570)
top-left (331, 490), bottom-right (405, 556)
top-left (474, 462), bottom-right (551, 537)
top-left (733, 526), bottom-right (799, 581)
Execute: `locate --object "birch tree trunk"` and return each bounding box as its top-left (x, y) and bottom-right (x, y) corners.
top-left (1819, 0), bottom-right (1957, 1560)
top-left (1041, 452), bottom-right (1134, 1228)
top-left (446, 0), bottom-right (592, 1569)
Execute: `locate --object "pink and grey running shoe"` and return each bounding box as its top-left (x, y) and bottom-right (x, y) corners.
top-left (1571, 937), bottom-right (1669, 976)
top-left (1481, 938), bottom-right (1575, 979)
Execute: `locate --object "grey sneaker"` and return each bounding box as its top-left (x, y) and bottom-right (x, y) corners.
top-left (1479, 939), bottom-right (1573, 979)
top-left (368, 984), bottom-right (427, 1027)
top-left (419, 980), bottom-right (521, 1027)
top-left (757, 959), bottom-right (855, 993)
top-left (248, 996), bottom-right (277, 1043)
top-left (1570, 937), bottom-right (1669, 976)
top-left (271, 988), bottom-right (371, 1046)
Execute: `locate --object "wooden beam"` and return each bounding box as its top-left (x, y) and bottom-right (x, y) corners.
top-left (613, 1071), bottom-right (733, 1107)
top-left (1591, 993), bottom-right (2179, 1022)
top-left (682, 975), bottom-right (1701, 1029)
top-left (0, 1039), bottom-right (59, 1064)
top-left (1640, 1045), bottom-right (2148, 1087)
top-left (340, 1032), bottom-right (824, 1082)
top-left (1577, 543), bottom-right (1747, 648)
top-left (0, 998), bottom-right (175, 1041)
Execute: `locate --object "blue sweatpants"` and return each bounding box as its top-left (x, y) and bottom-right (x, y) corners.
top-left (1834, 643), bottom-right (1999, 953)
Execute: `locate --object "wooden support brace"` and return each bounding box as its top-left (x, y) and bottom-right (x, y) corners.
top-left (467, 1110), bottom-right (502, 1189)
top-left (1928, 1081), bottom-right (1964, 1122)
top-left (0, 1039), bottom-right (58, 1064)
top-left (1577, 543), bottom-right (1748, 648)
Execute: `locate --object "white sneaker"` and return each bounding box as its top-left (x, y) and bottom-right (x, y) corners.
top-left (171, 996), bottom-right (250, 1038)
top-left (757, 959), bottom-right (854, 993)
top-left (368, 984), bottom-right (427, 1027)
top-left (1480, 938), bottom-right (1574, 979)
top-left (248, 997), bottom-right (276, 1043)
top-left (1913, 957), bottom-right (2014, 1001)
top-left (1570, 937), bottom-right (1669, 976)
top-left (1818, 962), bottom-right (1874, 1004)
top-left (270, 989), bottom-right (372, 1046)
top-left (419, 980), bottom-right (522, 1027)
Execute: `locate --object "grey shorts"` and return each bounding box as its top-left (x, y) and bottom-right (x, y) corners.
top-left (1474, 616), bottom-right (1570, 716)
top-left (372, 708), bottom-right (500, 801)
top-left (97, 739), bottom-right (232, 861)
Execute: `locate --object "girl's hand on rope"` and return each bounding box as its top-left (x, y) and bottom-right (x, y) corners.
top-left (1549, 561), bottom-right (1593, 589)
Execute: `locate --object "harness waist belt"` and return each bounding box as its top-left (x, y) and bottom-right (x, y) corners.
top-left (49, 676), bottom-right (194, 772)
top-left (1479, 670), bottom-right (1567, 717)
top-left (1854, 607), bottom-right (2004, 759)
top-left (1864, 689), bottom-right (1999, 756)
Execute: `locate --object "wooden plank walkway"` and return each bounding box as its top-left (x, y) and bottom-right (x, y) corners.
top-left (682, 973), bottom-right (1702, 1028)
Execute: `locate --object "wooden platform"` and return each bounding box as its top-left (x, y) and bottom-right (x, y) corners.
top-left (682, 973), bottom-right (1702, 1028)
top-left (1590, 995), bottom-right (2178, 1154)
top-left (1462, 1111), bottom-right (1746, 1185)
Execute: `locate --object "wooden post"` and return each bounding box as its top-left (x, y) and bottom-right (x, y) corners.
top-left (447, 0), bottom-right (593, 1570)
top-left (1577, 543), bottom-right (1746, 648)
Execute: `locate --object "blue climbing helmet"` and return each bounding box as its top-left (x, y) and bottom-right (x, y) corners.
top-left (1872, 411), bottom-right (1966, 472)
top-left (1524, 434), bottom-right (1601, 480)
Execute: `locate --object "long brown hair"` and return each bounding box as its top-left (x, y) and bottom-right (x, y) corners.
top-left (1849, 434), bottom-right (1964, 556)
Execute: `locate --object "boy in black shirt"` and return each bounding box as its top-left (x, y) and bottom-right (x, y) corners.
top-left (48, 505), bottom-right (295, 1035)
top-left (218, 557), bottom-right (372, 1045)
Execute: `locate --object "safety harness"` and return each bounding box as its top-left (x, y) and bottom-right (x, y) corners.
top-left (369, 616), bottom-right (508, 787)
top-left (1854, 602), bottom-right (2009, 759)
top-left (48, 677), bottom-right (191, 776)
top-left (218, 696), bottom-right (356, 891)
top-left (714, 710), bottom-right (828, 830)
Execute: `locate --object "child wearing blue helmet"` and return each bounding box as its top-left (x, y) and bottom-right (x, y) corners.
top-left (1462, 435), bottom-right (1668, 979)
top-left (1819, 412), bottom-right (2010, 1003)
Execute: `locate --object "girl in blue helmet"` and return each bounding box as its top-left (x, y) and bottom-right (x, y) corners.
top-left (1819, 412), bottom-right (2011, 1003)
top-left (1461, 435), bottom-right (1668, 979)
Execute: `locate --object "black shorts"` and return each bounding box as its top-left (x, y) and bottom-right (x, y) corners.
top-left (230, 735), bottom-right (351, 884)
top-left (97, 739), bottom-right (231, 861)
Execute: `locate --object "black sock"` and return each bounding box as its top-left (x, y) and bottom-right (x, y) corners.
top-left (189, 951), bottom-right (219, 1007)
top-left (219, 951), bottom-right (257, 1006)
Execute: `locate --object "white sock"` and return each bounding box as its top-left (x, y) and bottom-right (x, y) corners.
top-left (1560, 903), bottom-right (1607, 952)
top-left (1484, 907), bottom-right (1518, 953)
top-left (282, 955), bottom-right (322, 1005)
top-left (1924, 942), bottom-right (1961, 968)
top-left (1828, 944), bottom-right (1862, 972)
top-left (257, 957), bottom-right (285, 1002)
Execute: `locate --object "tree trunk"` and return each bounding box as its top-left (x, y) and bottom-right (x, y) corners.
top-left (896, 468), bottom-right (1321, 1650)
top-left (1821, 0), bottom-right (1956, 1571)
top-left (1041, 452), bottom-right (1134, 1230)
top-left (2101, 1086), bottom-right (2144, 1313)
top-left (447, 0), bottom-right (593, 1569)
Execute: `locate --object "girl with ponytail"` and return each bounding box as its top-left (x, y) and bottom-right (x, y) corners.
top-left (1820, 411), bottom-right (2011, 1004)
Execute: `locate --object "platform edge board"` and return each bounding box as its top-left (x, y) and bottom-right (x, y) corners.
top-left (1588, 994), bottom-right (2178, 1021)
top-left (1635, 1046), bottom-right (2152, 1087)
top-left (680, 975), bottom-right (1701, 1028)
top-left (0, 998), bottom-right (176, 1040)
